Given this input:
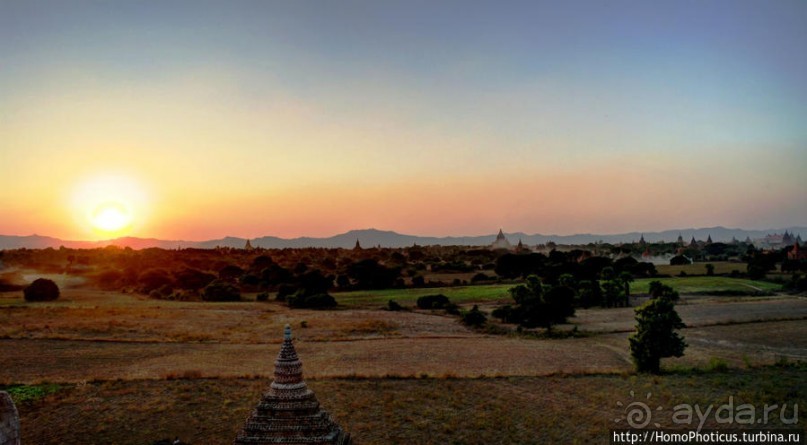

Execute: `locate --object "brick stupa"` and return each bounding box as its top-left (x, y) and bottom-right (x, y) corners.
top-left (233, 325), bottom-right (352, 445)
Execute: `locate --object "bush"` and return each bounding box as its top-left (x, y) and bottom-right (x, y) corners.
top-left (95, 269), bottom-right (124, 290)
top-left (137, 269), bottom-right (174, 294)
top-left (287, 292), bottom-right (337, 309)
top-left (416, 294), bottom-right (450, 309)
top-left (471, 272), bottom-right (494, 284)
top-left (174, 268), bottom-right (216, 291)
top-left (462, 305), bottom-right (487, 327)
top-left (256, 292), bottom-right (270, 302)
top-left (445, 303), bottom-right (461, 315)
top-left (23, 278), bottom-right (60, 302)
top-left (492, 304), bottom-right (515, 323)
top-left (276, 284), bottom-right (296, 301)
top-left (148, 284), bottom-right (174, 300)
top-left (670, 255), bottom-right (691, 266)
top-left (387, 299), bottom-right (403, 311)
top-left (202, 280), bottom-right (241, 302)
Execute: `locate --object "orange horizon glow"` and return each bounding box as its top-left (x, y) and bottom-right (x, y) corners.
top-left (2, 3), bottom-right (805, 241)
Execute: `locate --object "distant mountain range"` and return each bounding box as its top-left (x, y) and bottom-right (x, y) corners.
top-left (0, 226), bottom-right (805, 250)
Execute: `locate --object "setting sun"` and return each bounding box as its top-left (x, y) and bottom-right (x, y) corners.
top-left (90, 202), bottom-right (132, 233)
top-left (69, 173), bottom-right (150, 239)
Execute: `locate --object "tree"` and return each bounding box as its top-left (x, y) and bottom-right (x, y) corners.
top-left (629, 298), bottom-right (687, 373)
top-left (287, 292), bottom-right (337, 309)
top-left (23, 278), bottom-right (60, 302)
top-left (493, 275), bottom-right (574, 329)
top-left (705, 263), bottom-right (715, 276)
top-left (670, 255), bottom-right (691, 266)
top-left (346, 259), bottom-right (400, 290)
top-left (174, 268), bottom-right (216, 291)
top-left (648, 281), bottom-right (680, 301)
top-left (543, 285), bottom-right (576, 322)
top-left (416, 294), bottom-right (450, 309)
top-left (202, 280), bottom-right (241, 302)
top-left (137, 269), bottom-right (174, 294)
top-left (577, 279), bottom-right (602, 308)
top-left (618, 271), bottom-right (634, 306)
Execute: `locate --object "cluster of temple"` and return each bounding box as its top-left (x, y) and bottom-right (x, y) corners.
top-left (233, 325), bottom-right (352, 445)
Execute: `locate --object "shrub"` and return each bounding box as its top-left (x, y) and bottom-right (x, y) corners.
top-left (491, 304), bottom-right (515, 323)
top-left (95, 269), bottom-right (124, 290)
top-left (174, 268), bottom-right (216, 291)
top-left (137, 269), bottom-right (174, 294)
top-left (445, 303), bottom-right (461, 315)
top-left (287, 292), bottom-right (337, 309)
top-left (387, 299), bottom-right (403, 311)
top-left (23, 278), bottom-right (60, 302)
top-left (276, 283), bottom-right (296, 301)
top-left (670, 255), bottom-right (691, 266)
top-left (462, 305), bottom-right (487, 327)
top-left (202, 280), bottom-right (241, 302)
top-left (148, 284), bottom-right (174, 300)
top-left (471, 272), bottom-right (494, 284)
top-left (416, 294), bottom-right (450, 309)
top-left (256, 292), bottom-right (270, 302)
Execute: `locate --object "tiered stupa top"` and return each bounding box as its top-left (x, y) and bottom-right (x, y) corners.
top-left (233, 325), bottom-right (352, 445)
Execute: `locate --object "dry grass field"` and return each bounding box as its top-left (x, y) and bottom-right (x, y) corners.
top-left (11, 365), bottom-right (806, 445)
top-left (2, 280), bottom-right (805, 443)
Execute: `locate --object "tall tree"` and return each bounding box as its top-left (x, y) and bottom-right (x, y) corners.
top-left (629, 298), bottom-right (687, 373)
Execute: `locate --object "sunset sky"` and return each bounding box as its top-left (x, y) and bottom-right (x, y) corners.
top-left (2, 0), bottom-right (806, 241)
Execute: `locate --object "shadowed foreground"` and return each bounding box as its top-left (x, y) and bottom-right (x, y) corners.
top-left (13, 364), bottom-right (806, 445)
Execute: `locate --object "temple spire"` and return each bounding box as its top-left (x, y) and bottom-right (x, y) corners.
top-left (234, 326), bottom-right (352, 444)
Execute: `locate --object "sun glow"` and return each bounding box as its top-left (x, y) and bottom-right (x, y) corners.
top-left (70, 173), bottom-right (149, 238)
top-left (90, 202), bottom-right (132, 232)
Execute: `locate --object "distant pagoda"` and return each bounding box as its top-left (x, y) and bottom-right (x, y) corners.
top-left (234, 325), bottom-right (352, 445)
top-left (491, 229), bottom-right (512, 250)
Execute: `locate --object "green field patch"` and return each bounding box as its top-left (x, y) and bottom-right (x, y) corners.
top-left (633, 276), bottom-right (781, 295)
top-left (2, 383), bottom-right (63, 403)
top-left (332, 284), bottom-right (513, 307)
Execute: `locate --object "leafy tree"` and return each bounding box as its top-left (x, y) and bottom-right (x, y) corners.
top-left (294, 269), bottom-right (334, 297)
top-left (218, 264), bottom-right (244, 282)
top-left (601, 278), bottom-right (623, 308)
top-left (629, 297), bottom-right (687, 373)
top-left (614, 256), bottom-right (639, 274)
top-left (23, 278), bottom-right (60, 302)
top-left (174, 268), bottom-right (216, 291)
top-left (494, 275), bottom-right (574, 329)
top-left (543, 285), bottom-right (576, 322)
top-left (619, 271), bottom-right (634, 306)
top-left (577, 280), bottom-right (602, 308)
top-left (137, 269), bottom-right (174, 294)
top-left (648, 281), bottom-right (679, 301)
top-left (346, 259), bottom-right (400, 290)
top-left (558, 273), bottom-right (577, 289)
top-left (202, 280), bottom-right (241, 302)
top-left (411, 275), bottom-right (426, 287)
top-left (250, 255), bottom-right (275, 272)
top-left (705, 263), bottom-right (715, 276)
top-left (670, 255), bottom-right (691, 266)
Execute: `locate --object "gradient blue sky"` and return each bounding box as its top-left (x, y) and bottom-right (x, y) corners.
top-left (1, 0), bottom-right (805, 239)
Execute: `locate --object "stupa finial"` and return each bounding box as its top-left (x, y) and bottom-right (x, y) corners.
top-left (284, 324), bottom-right (292, 341)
